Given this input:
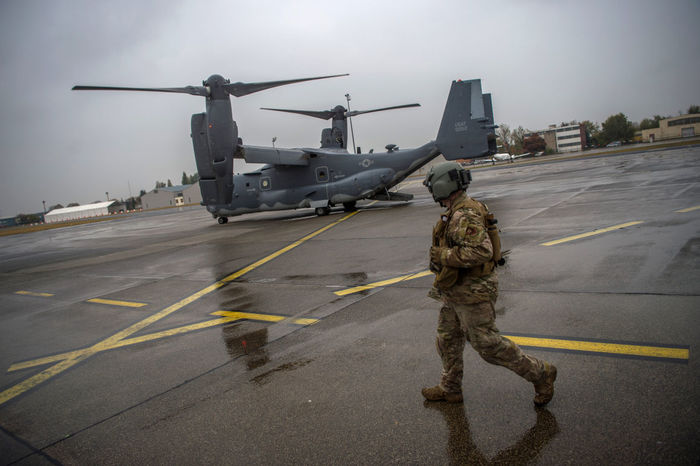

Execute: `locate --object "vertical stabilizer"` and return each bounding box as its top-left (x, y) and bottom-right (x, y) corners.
top-left (436, 79), bottom-right (497, 160)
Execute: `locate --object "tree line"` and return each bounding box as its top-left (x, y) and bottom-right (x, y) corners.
top-left (498, 104), bottom-right (699, 153)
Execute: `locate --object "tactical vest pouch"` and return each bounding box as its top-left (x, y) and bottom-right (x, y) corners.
top-left (434, 266), bottom-right (460, 289)
top-left (485, 212), bottom-right (504, 266)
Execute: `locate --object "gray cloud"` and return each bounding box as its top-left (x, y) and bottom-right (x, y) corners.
top-left (1, 0), bottom-right (698, 216)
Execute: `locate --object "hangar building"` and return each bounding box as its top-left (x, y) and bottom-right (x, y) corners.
top-left (140, 183), bottom-right (202, 210)
top-left (642, 113), bottom-right (700, 142)
top-left (44, 201), bottom-right (120, 223)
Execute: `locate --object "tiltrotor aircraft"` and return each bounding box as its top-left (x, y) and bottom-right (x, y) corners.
top-left (73, 74), bottom-right (497, 223)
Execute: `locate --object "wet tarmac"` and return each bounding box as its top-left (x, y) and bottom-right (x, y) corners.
top-left (1, 146), bottom-right (699, 464)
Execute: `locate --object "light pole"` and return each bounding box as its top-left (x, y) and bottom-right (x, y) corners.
top-left (345, 93), bottom-right (357, 154)
top-left (42, 200), bottom-right (46, 214)
top-left (106, 192), bottom-right (109, 201)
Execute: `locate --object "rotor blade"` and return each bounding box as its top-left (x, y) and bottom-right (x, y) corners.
top-left (345, 103), bottom-right (421, 117)
top-left (72, 85), bottom-right (208, 96)
top-left (259, 107), bottom-right (335, 120)
top-left (223, 73), bottom-right (348, 97)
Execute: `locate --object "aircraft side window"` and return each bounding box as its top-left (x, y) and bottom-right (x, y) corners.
top-left (260, 177), bottom-right (272, 191)
top-left (316, 166), bottom-right (329, 183)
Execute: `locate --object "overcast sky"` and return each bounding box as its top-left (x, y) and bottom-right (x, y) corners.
top-left (1, 0), bottom-right (698, 217)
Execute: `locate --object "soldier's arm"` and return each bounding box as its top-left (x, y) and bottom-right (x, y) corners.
top-left (433, 210), bottom-right (493, 268)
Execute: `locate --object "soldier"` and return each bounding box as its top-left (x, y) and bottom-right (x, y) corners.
top-left (421, 161), bottom-right (557, 406)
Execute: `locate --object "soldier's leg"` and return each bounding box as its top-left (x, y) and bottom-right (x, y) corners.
top-left (455, 301), bottom-right (546, 383)
top-left (436, 303), bottom-right (467, 393)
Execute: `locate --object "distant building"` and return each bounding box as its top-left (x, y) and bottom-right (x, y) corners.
top-left (527, 123), bottom-right (585, 153)
top-left (553, 124), bottom-right (585, 152)
top-left (141, 182), bottom-right (202, 210)
top-left (641, 113), bottom-right (700, 143)
top-left (44, 201), bottom-right (119, 223)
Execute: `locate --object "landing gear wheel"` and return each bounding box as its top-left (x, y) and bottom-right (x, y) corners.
top-left (315, 206), bottom-right (331, 216)
top-left (343, 201), bottom-right (357, 212)
top-left (217, 216), bottom-right (228, 224)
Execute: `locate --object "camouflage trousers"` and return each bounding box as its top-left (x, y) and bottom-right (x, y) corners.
top-left (436, 300), bottom-right (547, 393)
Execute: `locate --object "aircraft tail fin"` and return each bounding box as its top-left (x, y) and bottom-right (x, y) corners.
top-left (436, 79), bottom-right (497, 160)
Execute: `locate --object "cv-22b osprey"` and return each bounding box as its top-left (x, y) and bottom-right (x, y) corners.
top-left (73, 75), bottom-right (497, 223)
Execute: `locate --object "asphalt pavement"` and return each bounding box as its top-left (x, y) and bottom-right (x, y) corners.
top-left (0, 145), bottom-right (698, 464)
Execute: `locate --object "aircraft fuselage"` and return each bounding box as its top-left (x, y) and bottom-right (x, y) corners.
top-left (207, 143), bottom-right (439, 217)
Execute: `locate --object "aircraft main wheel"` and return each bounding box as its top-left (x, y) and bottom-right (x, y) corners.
top-left (343, 201), bottom-right (357, 212)
top-left (315, 207), bottom-right (331, 216)
top-left (217, 216), bottom-right (228, 224)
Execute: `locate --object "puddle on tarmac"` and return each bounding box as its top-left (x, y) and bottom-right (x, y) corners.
top-left (221, 325), bottom-right (269, 370)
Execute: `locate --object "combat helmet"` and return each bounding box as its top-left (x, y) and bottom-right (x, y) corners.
top-left (423, 161), bottom-right (472, 202)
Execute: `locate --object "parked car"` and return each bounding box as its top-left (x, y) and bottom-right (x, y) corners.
top-left (606, 141), bottom-right (622, 147)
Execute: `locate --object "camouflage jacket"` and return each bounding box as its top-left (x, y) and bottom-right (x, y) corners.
top-left (429, 192), bottom-right (498, 304)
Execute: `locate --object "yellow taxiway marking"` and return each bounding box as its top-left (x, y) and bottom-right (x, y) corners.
top-left (334, 270), bottom-right (432, 296)
top-left (675, 205), bottom-right (700, 213)
top-left (15, 291), bottom-right (54, 297)
top-left (86, 298), bottom-right (148, 308)
top-left (8, 311), bottom-right (319, 373)
top-left (506, 335), bottom-right (689, 361)
top-left (0, 211), bottom-right (358, 406)
top-left (540, 221), bottom-right (643, 246)
top-left (334, 271), bottom-right (688, 361)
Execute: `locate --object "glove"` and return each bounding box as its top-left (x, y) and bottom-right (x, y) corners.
top-left (430, 246), bottom-right (445, 265)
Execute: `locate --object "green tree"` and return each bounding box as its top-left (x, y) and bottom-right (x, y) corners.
top-left (581, 120), bottom-right (600, 146)
top-left (181, 172), bottom-right (200, 185)
top-left (639, 118), bottom-right (659, 130)
top-left (15, 213), bottom-right (42, 225)
top-left (523, 134), bottom-right (546, 153)
top-left (600, 113), bottom-right (635, 144)
top-left (167, 179), bottom-right (173, 187)
top-left (155, 181), bottom-right (166, 188)
top-left (124, 196), bottom-right (141, 210)
top-left (688, 105), bottom-right (700, 114)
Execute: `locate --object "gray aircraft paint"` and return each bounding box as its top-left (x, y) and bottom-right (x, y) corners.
top-left (73, 76), bottom-right (495, 222)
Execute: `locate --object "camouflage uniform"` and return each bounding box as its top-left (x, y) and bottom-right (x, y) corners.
top-left (429, 192), bottom-right (547, 394)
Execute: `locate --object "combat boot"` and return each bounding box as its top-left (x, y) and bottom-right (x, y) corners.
top-left (421, 385), bottom-right (463, 403)
top-left (533, 363), bottom-right (557, 407)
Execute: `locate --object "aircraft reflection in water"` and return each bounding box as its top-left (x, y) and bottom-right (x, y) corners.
top-left (222, 325), bottom-right (269, 370)
top-left (73, 74), bottom-right (497, 222)
top-left (425, 403), bottom-right (559, 464)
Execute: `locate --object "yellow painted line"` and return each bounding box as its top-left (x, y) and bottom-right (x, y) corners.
top-left (15, 291), bottom-right (54, 297)
top-left (8, 311), bottom-right (319, 372)
top-left (212, 310), bottom-right (318, 326)
top-left (334, 270), bottom-right (433, 296)
top-left (0, 212), bottom-right (357, 406)
top-left (86, 298), bottom-right (147, 308)
top-left (540, 221), bottom-right (643, 246)
top-left (219, 211), bottom-right (360, 284)
top-left (505, 335), bottom-right (689, 361)
top-left (676, 205), bottom-right (700, 213)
